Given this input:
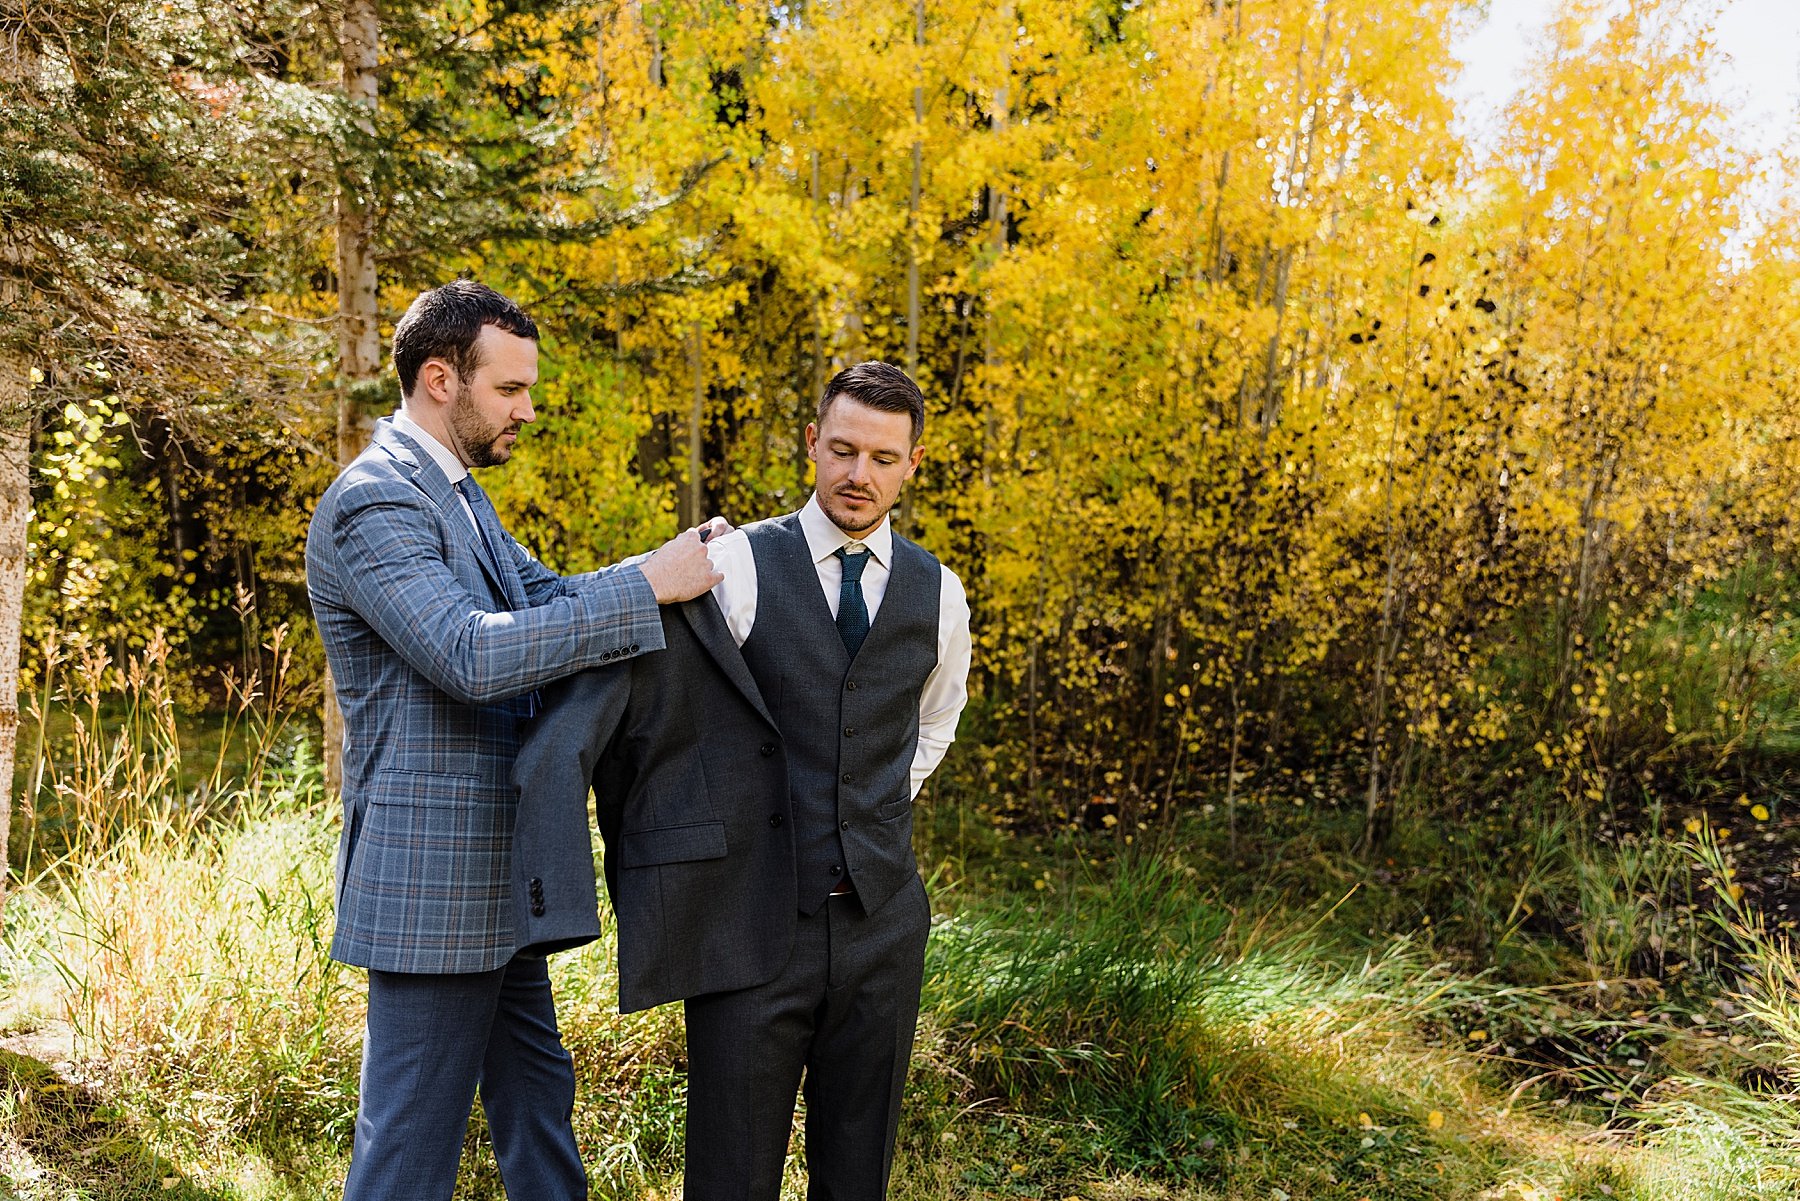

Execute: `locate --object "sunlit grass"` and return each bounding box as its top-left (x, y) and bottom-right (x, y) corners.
top-left (5, 627), bottom-right (1800, 1199)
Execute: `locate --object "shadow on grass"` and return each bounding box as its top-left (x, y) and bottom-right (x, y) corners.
top-left (0, 1045), bottom-right (235, 1201)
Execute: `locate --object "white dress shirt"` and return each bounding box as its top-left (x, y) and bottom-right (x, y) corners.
top-left (391, 408), bottom-right (484, 539)
top-left (706, 494), bottom-right (972, 798)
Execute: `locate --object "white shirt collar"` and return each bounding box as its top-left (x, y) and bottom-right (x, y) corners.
top-left (800, 492), bottom-right (892, 568)
top-left (391, 408), bottom-right (470, 486)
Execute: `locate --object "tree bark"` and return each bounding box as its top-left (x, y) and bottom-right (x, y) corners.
top-left (905, 0), bottom-right (925, 379)
top-left (983, 5), bottom-right (1011, 489)
top-left (0, 3), bottom-right (38, 885)
top-left (684, 321), bottom-right (705, 527)
top-left (324, 0), bottom-right (382, 796)
top-left (0, 349), bottom-right (27, 886)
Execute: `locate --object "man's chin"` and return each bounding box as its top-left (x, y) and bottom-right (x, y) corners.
top-left (823, 500), bottom-right (886, 537)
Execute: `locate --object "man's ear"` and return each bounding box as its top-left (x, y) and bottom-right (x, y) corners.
top-left (903, 443), bottom-right (926, 480)
top-left (804, 422), bottom-right (819, 462)
top-left (418, 358), bottom-right (455, 407)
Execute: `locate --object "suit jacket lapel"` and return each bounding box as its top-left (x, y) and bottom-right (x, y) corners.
top-left (679, 595), bottom-right (778, 731)
top-left (465, 485), bottom-right (530, 610)
top-left (375, 420), bottom-right (516, 607)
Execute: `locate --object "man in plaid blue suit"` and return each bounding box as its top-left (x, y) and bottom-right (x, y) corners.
top-left (306, 280), bottom-right (724, 1200)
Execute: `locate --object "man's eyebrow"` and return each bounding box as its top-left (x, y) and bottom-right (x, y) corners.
top-left (496, 378), bottom-right (535, 388)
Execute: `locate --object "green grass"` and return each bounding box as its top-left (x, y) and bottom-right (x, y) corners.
top-left (7, 793), bottom-right (1798, 1200)
top-left (4, 635), bottom-right (1799, 1201)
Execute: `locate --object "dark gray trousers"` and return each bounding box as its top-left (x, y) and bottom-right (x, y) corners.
top-left (683, 875), bottom-right (931, 1201)
top-left (343, 954), bottom-right (586, 1201)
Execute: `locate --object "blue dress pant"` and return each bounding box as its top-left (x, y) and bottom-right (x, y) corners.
top-left (344, 953), bottom-right (586, 1200)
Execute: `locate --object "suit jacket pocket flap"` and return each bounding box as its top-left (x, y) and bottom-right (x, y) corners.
top-left (617, 821), bottom-right (727, 868)
top-left (368, 769), bottom-right (486, 808)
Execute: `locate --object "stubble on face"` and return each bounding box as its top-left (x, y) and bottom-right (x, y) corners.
top-left (818, 487), bottom-right (884, 537)
top-left (450, 379), bottom-right (520, 467)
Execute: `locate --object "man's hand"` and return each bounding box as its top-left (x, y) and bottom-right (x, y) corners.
top-left (696, 515), bottom-right (733, 543)
top-left (640, 526), bottom-right (726, 603)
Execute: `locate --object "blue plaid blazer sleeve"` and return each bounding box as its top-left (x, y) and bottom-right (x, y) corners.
top-left (329, 480), bottom-right (664, 706)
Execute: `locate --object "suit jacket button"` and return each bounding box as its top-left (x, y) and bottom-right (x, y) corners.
top-left (629, 643), bottom-right (640, 653)
top-left (760, 743), bottom-right (776, 757)
top-left (840, 772), bottom-right (853, 784)
top-left (843, 726), bottom-right (856, 738)
top-left (840, 820), bottom-right (850, 830)
top-left (845, 679), bottom-right (859, 691)
top-left (830, 865), bottom-right (842, 876)
top-left (531, 902), bottom-right (546, 917)
top-left (769, 813), bottom-right (784, 828)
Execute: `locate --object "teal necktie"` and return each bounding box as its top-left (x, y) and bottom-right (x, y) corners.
top-left (456, 477), bottom-right (539, 716)
top-left (834, 546), bottom-right (871, 658)
top-left (454, 478), bottom-right (505, 591)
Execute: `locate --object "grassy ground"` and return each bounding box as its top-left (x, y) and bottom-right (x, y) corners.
top-left (4, 776), bottom-right (1797, 1200)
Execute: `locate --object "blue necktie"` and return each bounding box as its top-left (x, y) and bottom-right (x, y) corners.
top-left (455, 476), bottom-right (539, 717)
top-left (835, 546), bottom-right (871, 658)
top-left (455, 477), bottom-right (512, 605)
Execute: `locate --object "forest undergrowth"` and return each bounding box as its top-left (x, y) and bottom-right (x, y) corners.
top-left (1, 630), bottom-right (1798, 1199)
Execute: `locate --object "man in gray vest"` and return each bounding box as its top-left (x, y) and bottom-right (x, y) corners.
top-left (510, 360), bottom-right (970, 1200)
top-left (690, 360), bottom-right (971, 1200)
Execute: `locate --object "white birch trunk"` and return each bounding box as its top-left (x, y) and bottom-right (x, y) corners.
top-left (0, 3), bottom-right (37, 884)
top-left (324, 0), bottom-right (381, 796)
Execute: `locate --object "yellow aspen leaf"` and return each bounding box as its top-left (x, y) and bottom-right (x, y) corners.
top-left (1427, 1110), bottom-right (1445, 1130)
top-left (1752, 804), bottom-right (1770, 821)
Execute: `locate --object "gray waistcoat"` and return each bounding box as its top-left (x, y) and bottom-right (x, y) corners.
top-left (740, 512), bottom-right (942, 915)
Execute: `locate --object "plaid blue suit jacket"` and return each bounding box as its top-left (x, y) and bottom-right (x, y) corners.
top-left (306, 418), bottom-right (665, 974)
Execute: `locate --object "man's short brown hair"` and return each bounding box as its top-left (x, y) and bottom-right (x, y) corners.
top-left (817, 361), bottom-right (925, 444)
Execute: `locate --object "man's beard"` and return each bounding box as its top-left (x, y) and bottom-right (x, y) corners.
top-left (450, 383), bottom-right (518, 467)
top-left (820, 486), bottom-right (889, 536)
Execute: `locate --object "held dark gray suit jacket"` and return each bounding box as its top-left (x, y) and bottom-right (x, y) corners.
top-left (509, 594), bottom-right (797, 1013)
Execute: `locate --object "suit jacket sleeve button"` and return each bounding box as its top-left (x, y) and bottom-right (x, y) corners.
top-left (629, 643), bottom-right (640, 653)
top-left (531, 902), bottom-right (546, 917)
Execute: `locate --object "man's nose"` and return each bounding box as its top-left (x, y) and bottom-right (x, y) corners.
top-left (516, 392), bottom-right (536, 424)
top-left (848, 455), bottom-right (873, 484)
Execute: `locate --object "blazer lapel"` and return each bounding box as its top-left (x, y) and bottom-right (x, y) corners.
top-left (680, 595), bottom-right (779, 731)
top-left (376, 420), bottom-right (516, 607)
